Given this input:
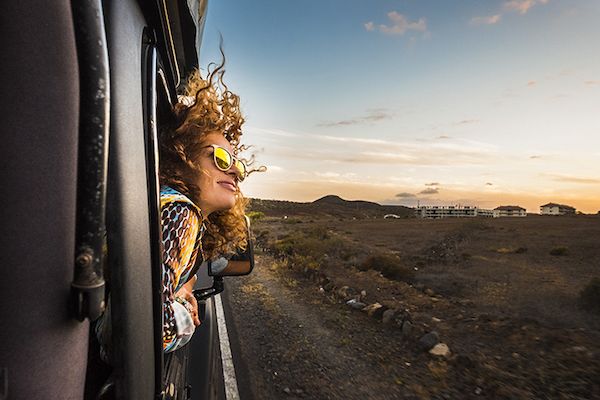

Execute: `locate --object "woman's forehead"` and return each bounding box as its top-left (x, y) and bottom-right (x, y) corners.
top-left (204, 132), bottom-right (233, 151)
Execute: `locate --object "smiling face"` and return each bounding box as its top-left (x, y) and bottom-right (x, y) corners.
top-left (193, 132), bottom-right (240, 216)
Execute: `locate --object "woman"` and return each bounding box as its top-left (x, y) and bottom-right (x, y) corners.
top-left (158, 62), bottom-right (250, 352)
top-left (97, 61), bottom-right (251, 359)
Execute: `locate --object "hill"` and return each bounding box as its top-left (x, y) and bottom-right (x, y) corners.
top-left (248, 194), bottom-right (413, 219)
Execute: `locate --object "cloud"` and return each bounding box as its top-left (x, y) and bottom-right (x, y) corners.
top-left (419, 188), bottom-right (439, 195)
top-left (396, 192), bottom-right (416, 198)
top-left (470, 14), bottom-right (502, 25)
top-left (585, 80), bottom-right (600, 86)
top-left (529, 155), bottom-right (542, 159)
top-left (471, 0), bottom-right (548, 28)
top-left (425, 182), bottom-right (439, 186)
top-left (504, 0), bottom-right (548, 15)
top-left (318, 110), bottom-right (394, 127)
top-left (256, 129), bottom-right (498, 167)
top-left (365, 11), bottom-right (427, 36)
top-left (527, 80), bottom-right (537, 86)
top-left (248, 127), bottom-right (300, 137)
top-left (486, 182), bottom-right (494, 186)
top-left (455, 119), bottom-right (479, 125)
top-left (436, 135), bottom-right (451, 139)
top-left (546, 174), bottom-right (600, 184)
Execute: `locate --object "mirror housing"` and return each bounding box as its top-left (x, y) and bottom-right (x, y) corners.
top-left (193, 215), bottom-right (255, 302)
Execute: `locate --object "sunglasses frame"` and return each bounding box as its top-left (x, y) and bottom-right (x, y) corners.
top-left (204, 144), bottom-right (247, 182)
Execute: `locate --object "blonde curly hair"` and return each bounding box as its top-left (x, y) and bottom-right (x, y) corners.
top-left (159, 61), bottom-right (248, 260)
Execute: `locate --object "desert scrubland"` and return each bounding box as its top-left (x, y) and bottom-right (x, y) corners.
top-left (226, 201), bottom-right (600, 399)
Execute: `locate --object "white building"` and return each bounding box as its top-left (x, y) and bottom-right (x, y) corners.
top-left (493, 205), bottom-right (527, 217)
top-left (540, 203), bottom-right (576, 215)
top-left (416, 205), bottom-right (493, 219)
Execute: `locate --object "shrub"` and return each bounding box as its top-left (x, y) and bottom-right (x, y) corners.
top-left (247, 211), bottom-right (265, 222)
top-left (550, 246), bottom-right (569, 256)
top-left (360, 254), bottom-right (415, 282)
top-left (578, 278), bottom-right (600, 314)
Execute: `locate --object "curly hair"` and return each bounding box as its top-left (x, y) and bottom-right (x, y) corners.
top-left (159, 61), bottom-right (248, 260)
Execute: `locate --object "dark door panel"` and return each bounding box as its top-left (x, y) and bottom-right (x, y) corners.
top-left (0, 1), bottom-right (87, 399)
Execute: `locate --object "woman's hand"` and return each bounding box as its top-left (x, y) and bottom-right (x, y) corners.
top-left (174, 275), bottom-right (201, 326)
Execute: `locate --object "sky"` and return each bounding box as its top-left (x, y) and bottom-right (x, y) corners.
top-left (200, 0), bottom-right (600, 213)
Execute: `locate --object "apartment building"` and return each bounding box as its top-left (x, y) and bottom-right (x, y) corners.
top-left (493, 205), bottom-right (527, 217)
top-left (540, 203), bottom-right (576, 215)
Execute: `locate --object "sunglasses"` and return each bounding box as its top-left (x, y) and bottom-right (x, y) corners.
top-left (205, 144), bottom-right (247, 182)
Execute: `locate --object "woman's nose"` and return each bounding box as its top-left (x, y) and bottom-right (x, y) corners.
top-left (226, 168), bottom-right (239, 180)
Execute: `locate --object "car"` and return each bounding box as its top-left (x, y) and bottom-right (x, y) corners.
top-left (0, 1), bottom-right (251, 399)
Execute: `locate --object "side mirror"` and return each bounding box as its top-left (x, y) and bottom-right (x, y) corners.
top-left (208, 215), bottom-right (254, 277)
top-left (193, 215), bottom-right (254, 302)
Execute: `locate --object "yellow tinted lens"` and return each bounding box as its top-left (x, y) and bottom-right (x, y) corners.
top-left (234, 160), bottom-right (247, 181)
top-left (213, 146), bottom-right (232, 170)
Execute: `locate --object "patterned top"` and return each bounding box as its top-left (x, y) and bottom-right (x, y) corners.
top-left (160, 186), bottom-right (205, 352)
top-left (95, 186), bottom-right (205, 362)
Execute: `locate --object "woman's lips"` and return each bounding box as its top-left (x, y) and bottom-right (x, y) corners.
top-left (218, 181), bottom-right (237, 192)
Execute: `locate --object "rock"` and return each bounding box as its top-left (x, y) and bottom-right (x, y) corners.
top-left (382, 309), bottom-right (396, 324)
top-left (321, 277), bottom-right (330, 286)
top-left (363, 302), bottom-right (383, 317)
top-left (323, 282), bottom-right (335, 292)
top-left (432, 317), bottom-right (442, 323)
top-left (337, 286), bottom-right (356, 299)
top-left (413, 283), bottom-right (425, 291)
top-left (346, 299), bottom-right (366, 310)
top-left (418, 331), bottom-right (439, 351)
top-left (425, 288), bottom-right (435, 296)
top-left (474, 387), bottom-right (482, 395)
top-left (429, 343), bottom-right (451, 357)
top-left (569, 346), bottom-right (587, 353)
top-left (283, 387), bottom-right (291, 395)
top-left (401, 321), bottom-right (413, 337)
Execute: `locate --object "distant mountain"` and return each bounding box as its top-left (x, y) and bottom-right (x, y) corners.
top-left (249, 195), bottom-right (414, 219)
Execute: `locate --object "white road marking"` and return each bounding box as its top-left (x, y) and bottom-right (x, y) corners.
top-left (215, 294), bottom-right (241, 400)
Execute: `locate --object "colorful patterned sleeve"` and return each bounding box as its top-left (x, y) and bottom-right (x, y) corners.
top-left (161, 201), bottom-right (201, 352)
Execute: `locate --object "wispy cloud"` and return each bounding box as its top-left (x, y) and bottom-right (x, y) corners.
top-left (436, 135), bottom-right (452, 139)
top-left (504, 0), bottom-right (549, 15)
top-left (318, 109), bottom-right (394, 127)
top-left (545, 174), bottom-right (600, 184)
top-left (455, 119), bottom-right (480, 125)
top-left (527, 80), bottom-right (537, 86)
top-left (584, 80), bottom-right (600, 86)
top-left (470, 14), bottom-right (502, 25)
top-left (396, 192), bottom-right (416, 198)
top-left (247, 127), bottom-right (300, 137)
top-left (419, 188), bottom-right (439, 195)
top-left (486, 182), bottom-right (494, 186)
top-left (425, 182), bottom-right (440, 186)
top-left (472, 0), bottom-right (549, 27)
top-left (365, 11), bottom-right (427, 36)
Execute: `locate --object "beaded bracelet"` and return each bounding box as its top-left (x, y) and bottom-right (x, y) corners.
top-left (175, 296), bottom-right (194, 314)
